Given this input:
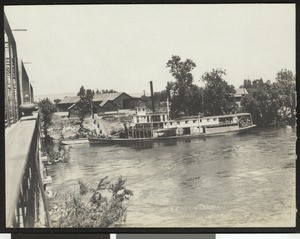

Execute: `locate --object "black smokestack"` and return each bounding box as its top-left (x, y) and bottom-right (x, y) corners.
top-left (150, 81), bottom-right (155, 113)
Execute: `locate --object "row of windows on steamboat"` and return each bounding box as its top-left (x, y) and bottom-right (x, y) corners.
top-left (134, 114), bottom-right (235, 125)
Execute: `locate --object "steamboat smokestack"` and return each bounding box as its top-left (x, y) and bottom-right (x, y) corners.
top-left (150, 81), bottom-right (155, 113)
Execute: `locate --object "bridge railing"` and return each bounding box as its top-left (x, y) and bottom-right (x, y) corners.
top-left (4, 13), bottom-right (22, 128)
top-left (5, 113), bottom-right (51, 228)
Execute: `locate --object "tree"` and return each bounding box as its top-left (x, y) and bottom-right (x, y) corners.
top-left (274, 69), bottom-right (296, 125)
top-left (101, 89), bottom-right (117, 93)
top-left (53, 98), bottom-right (61, 105)
top-left (241, 71), bottom-right (295, 127)
top-left (77, 86), bottom-right (94, 125)
top-left (95, 89), bottom-right (117, 94)
top-left (241, 79), bottom-right (280, 126)
top-left (38, 98), bottom-right (57, 135)
top-left (201, 69), bottom-right (237, 116)
top-left (151, 90), bottom-right (168, 111)
top-left (185, 84), bottom-right (204, 116)
top-left (166, 55), bottom-right (197, 117)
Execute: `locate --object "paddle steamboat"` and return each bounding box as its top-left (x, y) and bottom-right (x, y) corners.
top-left (88, 81), bottom-right (255, 145)
top-left (88, 105), bottom-right (256, 145)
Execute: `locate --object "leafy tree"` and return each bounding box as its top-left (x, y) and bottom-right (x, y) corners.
top-left (201, 69), bottom-right (237, 116)
top-left (77, 86), bottom-right (94, 125)
top-left (95, 89), bottom-right (117, 94)
top-left (53, 98), bottom-right (61, 105)
top-left (51, 176), bottom-right (133, 227)
top-left (38, 98), bottom-right (57, 135)
top-left (186, 84), bottom-right (204, 116)
top-left (101, 89), bottom-right (117, 93)
top-left (149, 90), bottom-right (168, 111)
top-left (241, 70), bottom-right (295, 127)
top-left (166, 55), bottom-right (197, 116)
top-left (241, 79), bottom-right (280, 126)
top-left (274, 69), bottom-right (296, 125)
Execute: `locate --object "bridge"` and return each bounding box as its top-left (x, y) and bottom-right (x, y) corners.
top-left (5, 13), bottom-right (52, 228)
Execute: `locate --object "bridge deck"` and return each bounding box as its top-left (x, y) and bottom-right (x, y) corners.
top-left (5, 113), bottom-right (38, 226)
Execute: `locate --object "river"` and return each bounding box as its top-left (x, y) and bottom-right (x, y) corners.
top-left (47, 127), bottom-right (296, 227)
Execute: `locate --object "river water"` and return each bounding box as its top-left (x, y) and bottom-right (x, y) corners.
top-left (47, 127), bottom-right (296, 227)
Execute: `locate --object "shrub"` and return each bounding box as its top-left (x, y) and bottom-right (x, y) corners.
top-left (51, 176), bottom-right (133, 227)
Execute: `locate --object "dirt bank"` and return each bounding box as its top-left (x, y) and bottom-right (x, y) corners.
top-left (97, 115), bottom-right (132, 136)
top-left (48, 113), bottom-right (96, 140)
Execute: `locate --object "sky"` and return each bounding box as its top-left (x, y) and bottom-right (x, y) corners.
top-left (4, 4), bottom-right (295, 97)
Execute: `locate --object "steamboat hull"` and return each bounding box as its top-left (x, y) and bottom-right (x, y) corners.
top-left (88, 125), bottom-right (256, 145)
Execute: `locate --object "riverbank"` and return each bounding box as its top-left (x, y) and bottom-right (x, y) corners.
top-left (43, 113), bottom-right (131, 165)
top-left (48, 113), bottom-right (130, 139)
top-left (47, 113), bottom-right (95, 140)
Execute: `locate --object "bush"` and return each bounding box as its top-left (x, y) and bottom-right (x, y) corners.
top-left (78, 180), bottom-right (89, 195)
top-left (51, 176), bottom-right (133, 227)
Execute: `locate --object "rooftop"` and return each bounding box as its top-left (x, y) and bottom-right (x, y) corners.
top-left (234, 88), bottom-right (248, 97)
top-left (58, 92), bottom-right (130, 104)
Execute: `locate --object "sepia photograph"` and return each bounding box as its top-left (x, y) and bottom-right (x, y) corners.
top-left (4, 4), bottom-right (296, 228)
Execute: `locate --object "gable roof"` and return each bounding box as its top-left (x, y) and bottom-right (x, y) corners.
top-left (99, 100), bottom-right (117, 108)
top-left (234, 88), bottom-right (248, 97)
top-left (93, 92), bottom-right (125, 102)
top-left (99, 100), bottom-right (109, 107)
top-left (59, 96), bottom-right (80, 104)
top-left (58, 92), bottom-right (131, 105)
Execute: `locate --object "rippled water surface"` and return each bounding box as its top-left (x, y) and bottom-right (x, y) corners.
top-left (48, 127), bottom-right (296, 227)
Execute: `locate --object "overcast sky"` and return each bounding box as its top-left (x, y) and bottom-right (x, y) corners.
top-left (5, 4), bottom-right (295, 96)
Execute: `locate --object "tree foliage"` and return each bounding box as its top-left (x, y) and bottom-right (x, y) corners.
top-left (241, 79), bottom-right (278, 126)
top-left (38, 98), bottom-right (57, 135)
top-left (164, 56), bottom-right (296, 127)
top-left (166, 55), bottom-right (199, 117)
top-left (166, 55), bottom-right (196, 87)
top-left (275, 69), bottom-right (296, 125)
top-left (77, 86), bottom-right (95, 124)
top-left (241, 69), bottom-right (295, 126)
top-left (51, 177), bottom-right (133, 227)
top-left (53, 98), bottom-right (61, 105)
top-left (201, 69), bottom-right (237, 116)
top-left (96, 89), bottom-right (117, 94)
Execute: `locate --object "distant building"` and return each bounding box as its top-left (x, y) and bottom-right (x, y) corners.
top-left (93, 92), bottom-right (132, 113)
top-left (234, 88), bottom-right (248, 108)
top-left (57, 92), bottom-right (147, 116)
top-left (123, 97), bottom-right (147, 109)
top-left (57, 96), bottom-right (79, 112)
